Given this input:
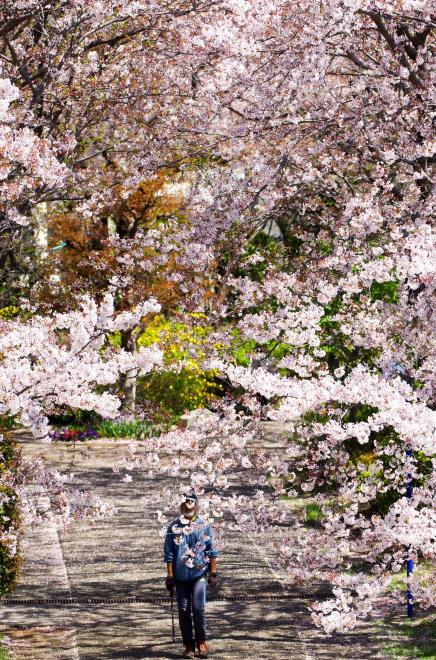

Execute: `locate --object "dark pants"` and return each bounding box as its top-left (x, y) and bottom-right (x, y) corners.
top-left (175, 575), bottom-right (207, 644)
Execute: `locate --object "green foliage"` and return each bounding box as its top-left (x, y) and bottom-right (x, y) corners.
top-left (319, 293), bottom-right (382, 373)
top-left (230, 328), bottom-right (293, 368)
top-left (318, 193), bottom-right (338, 208)
top-left (231, 335), bottom-right (257, 366)
top-left (281, 232), bottom-right (304, 257)
top-left (95, 418), bottom-right (163, 438)
top-left (316, 239), bottom-right (333, 255)
top-left (49, 411), bottom-right (166, 439)
top-left (346, 425), bottom-right (434, 515)
top-left (0, 432), bottom-right (20, 597)
top-left (343, 403), bottom-right (379, 425)
top-left (0, 505), bottom-right (20, 597)
top-left (0, 637), bottom-right (11, 660)
top-left (107, 330), bottom-right (122, 348)
top-left (370, 280), bottom-right (400, 304)
top-left (235, 231), bottom-right (287, 282)
top-left (138, 313), bottom-right (211, 359)
top-left (49, 408), bottom-right (98, 428)
top-left (264, 339), bottom-right (292, 361)
top-left (303, 410), bottom-right (331, 425)
top-left (305, 502), bottom-right (323, 524)
top-left (0, 417), bottom-right (18, 439)
top-left (137, 314), bottom-right (221, 421)
top-left (138, 368), bottom-right (221, 422)
top-left (0, 306), bottom-right (20, 320)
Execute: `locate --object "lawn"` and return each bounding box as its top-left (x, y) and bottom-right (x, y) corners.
top-left (380, 613), bottom-right (436, 658)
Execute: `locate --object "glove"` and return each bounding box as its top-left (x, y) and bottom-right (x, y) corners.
top-left (165, 576), bottom-right (175, 592)
top-left (208, 572), bottom-right (218, 590)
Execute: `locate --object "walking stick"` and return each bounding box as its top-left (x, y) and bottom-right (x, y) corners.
top-left (170, 589), bottom-right (176, 642)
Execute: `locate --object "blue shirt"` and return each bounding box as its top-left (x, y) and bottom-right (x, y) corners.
top-left (163, 515), bottom-right (219, 582)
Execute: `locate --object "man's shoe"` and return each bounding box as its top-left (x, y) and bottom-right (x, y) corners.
top-left (196, 641), bottom-right (209, 658)
top-left (182, 641), bottom-right (195, 658)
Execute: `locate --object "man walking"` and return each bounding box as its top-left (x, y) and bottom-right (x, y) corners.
top-left (164, 493), bottom-right (219, 658)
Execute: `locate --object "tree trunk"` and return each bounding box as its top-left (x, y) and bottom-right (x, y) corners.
top-left (120, 328), bottom-right (139, 413)
top-left (33, 202), bottom-right (49, 258)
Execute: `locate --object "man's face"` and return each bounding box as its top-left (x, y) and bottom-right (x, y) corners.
top-left (180, 497), bottom-right (198, 518)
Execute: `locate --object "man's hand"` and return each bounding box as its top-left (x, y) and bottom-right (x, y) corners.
top-left (165, 576), bottom-right (175, 592)
top-left (208, 572), bottom-right (218, 590)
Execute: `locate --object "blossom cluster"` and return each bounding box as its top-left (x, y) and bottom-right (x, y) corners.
top-left (0, 294), bottom-right (162, 439)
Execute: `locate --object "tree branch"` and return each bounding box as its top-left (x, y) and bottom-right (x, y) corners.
top-left (363, 10), bottom-right (425, 88)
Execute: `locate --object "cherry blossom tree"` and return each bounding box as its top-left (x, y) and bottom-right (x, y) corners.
top-left (0, 294), bottom-right (162, 530)
top-left (186, 0), bottom-right (435, 631)
top-left (132, 0), bottom-right (435, 632)
top-left (0, 0), bottom-right (434, 633)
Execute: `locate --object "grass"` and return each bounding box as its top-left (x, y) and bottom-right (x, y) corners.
top-left (386, 562), bottom-right (434, 594)
top-left (277, 494), bottom-right (325, 526)
top-left (380, 613), bottom-right (436, 658)
top-left (305, 501), bottom-right (323, 523)
top-left (0, 636), bottom-right (11, 660)
top-left (382, 564), bottom-right (436, 657)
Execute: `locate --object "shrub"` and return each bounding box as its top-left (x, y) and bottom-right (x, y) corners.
top-left (137, 314), bottom-right (222, 421)
top-left (0, 432), bottom-right (20, 597)
top-left (48, 407), bottom-right (99, 429)
top-left (138, 367), bottom-right (221, 422)
top-left (95, 418), bottom-right (164, 438)
top-left (0, 415), bottom-right (18, 431)
top-left (0, 306), bottom-right (20, 321)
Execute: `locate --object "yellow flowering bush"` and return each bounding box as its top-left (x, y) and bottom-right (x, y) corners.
top-left (137, 314), bottom-right (221, 421)
top-left (0, 307), bottom-right (20, 321)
